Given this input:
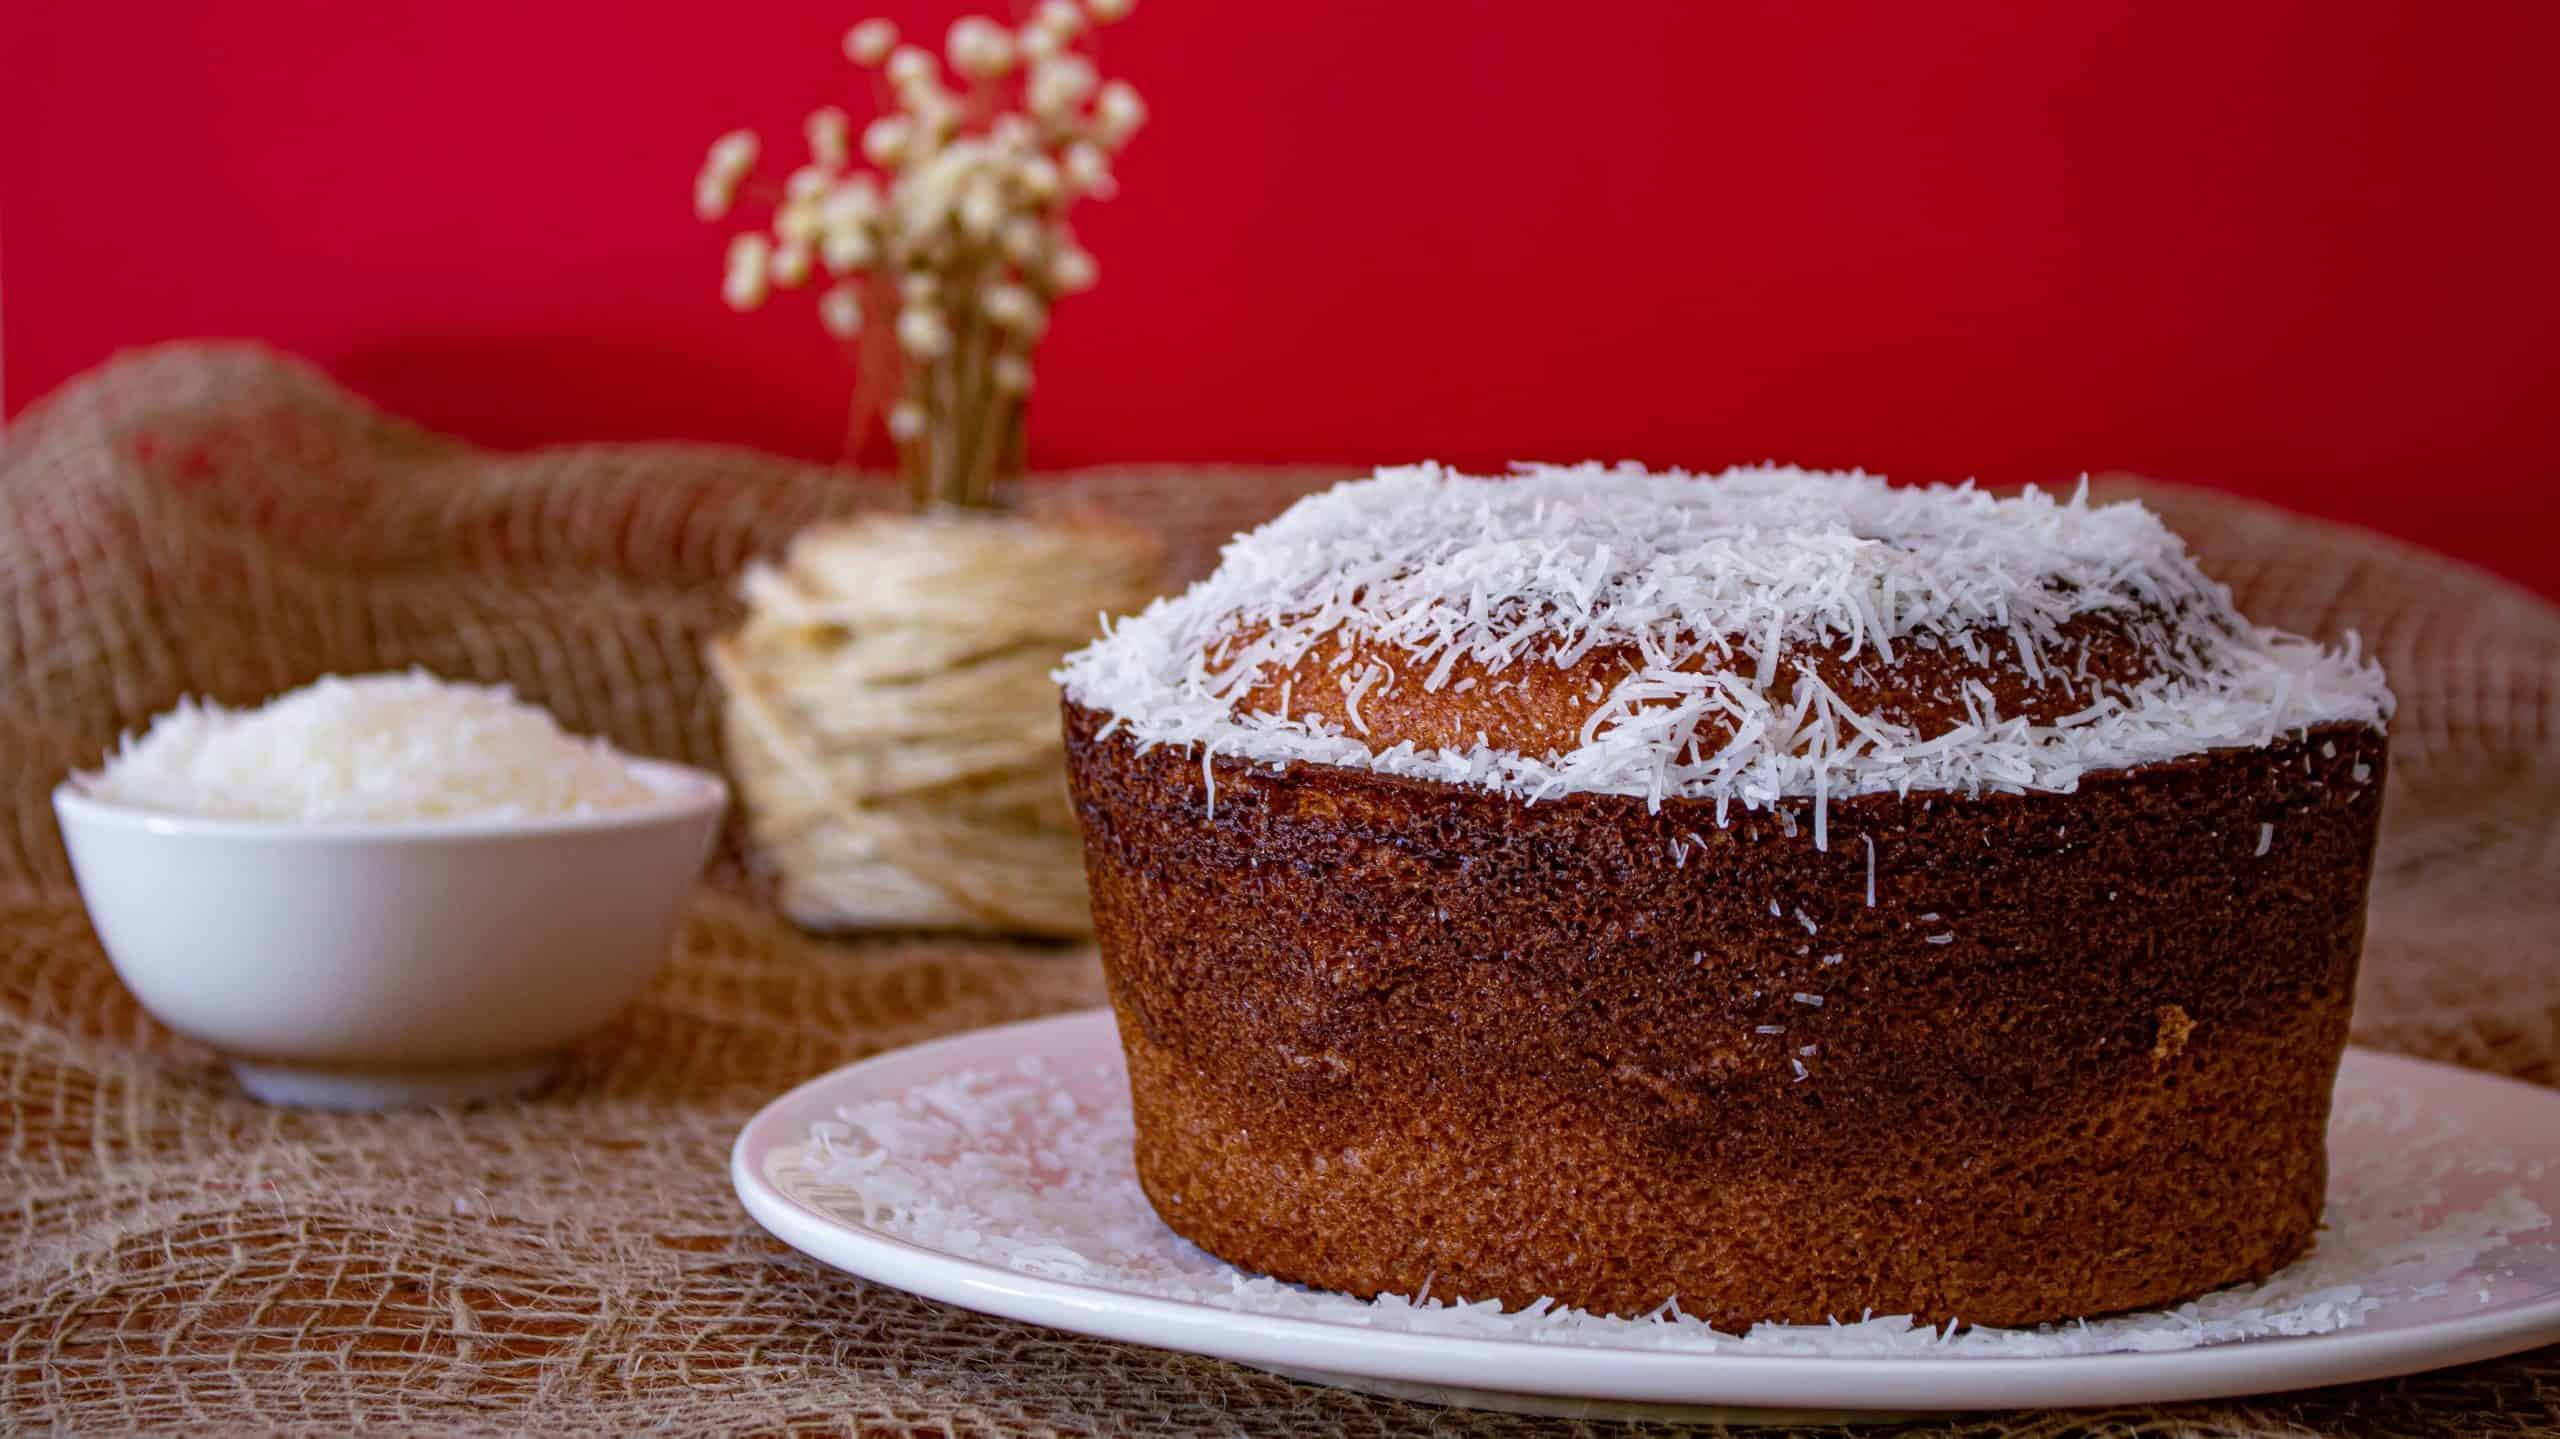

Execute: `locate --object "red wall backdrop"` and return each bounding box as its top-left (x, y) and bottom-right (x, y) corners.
top-left (8, 1), bottom-right (2556, 594)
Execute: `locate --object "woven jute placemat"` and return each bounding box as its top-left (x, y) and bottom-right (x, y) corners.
top-left (2, 343), bottom-right (2553, 1435)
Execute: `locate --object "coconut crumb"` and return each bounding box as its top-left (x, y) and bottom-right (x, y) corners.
top-left (2153, 1003), bottom-right (2196, 1062)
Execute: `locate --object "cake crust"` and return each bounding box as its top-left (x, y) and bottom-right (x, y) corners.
top-left (1221, 608), bottom-right (2186, 764)
top-left (1066, 700), bottom-right (2387, 1328)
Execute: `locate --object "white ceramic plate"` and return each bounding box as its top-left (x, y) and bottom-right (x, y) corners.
top-left (733, 1009), bottom-right (2560, 1421)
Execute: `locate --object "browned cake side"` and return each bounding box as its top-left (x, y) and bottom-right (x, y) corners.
top-left (1065, 700), bottom-right (2388, 1329)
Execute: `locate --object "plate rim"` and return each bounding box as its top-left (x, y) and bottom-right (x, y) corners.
top-left (731, 1007), bottom-right (2560, 1412)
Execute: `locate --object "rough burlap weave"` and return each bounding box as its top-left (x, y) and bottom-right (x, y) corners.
top-left (3, 344), bottom-right (2554, 1436)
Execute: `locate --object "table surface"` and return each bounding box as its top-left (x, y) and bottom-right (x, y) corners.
top-left (3, 344), bottom-right (2554, 1436)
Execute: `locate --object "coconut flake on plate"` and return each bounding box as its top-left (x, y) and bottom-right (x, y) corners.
top-left (792, 1058), bottom-right (2548, 1360)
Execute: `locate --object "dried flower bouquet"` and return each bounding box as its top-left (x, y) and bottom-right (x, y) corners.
top-left (698, 3), bottom-right (1159, 938)
top-left (697, 0), bottom-right (1143, 507)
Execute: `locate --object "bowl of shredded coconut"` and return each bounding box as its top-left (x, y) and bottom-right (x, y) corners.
top-left (53, 671), bottom-right (727, 1110)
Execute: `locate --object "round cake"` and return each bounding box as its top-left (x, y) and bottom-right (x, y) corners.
top-left (1057, 462), bottom-right (2393, 1330)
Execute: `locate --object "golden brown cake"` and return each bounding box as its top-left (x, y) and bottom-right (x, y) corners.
top-left (1057, 462), bottom-right (2392, 1330)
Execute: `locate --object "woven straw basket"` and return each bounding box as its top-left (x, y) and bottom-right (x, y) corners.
top-left (711, 509), bottom-right (1159, 938)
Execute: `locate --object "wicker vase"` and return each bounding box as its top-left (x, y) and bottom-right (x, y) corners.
top-left (710, 508), bottom-right (1159, 938)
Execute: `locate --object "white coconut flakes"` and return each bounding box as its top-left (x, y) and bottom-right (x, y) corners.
top-left (1058, 463), bottom-right (2394, 844)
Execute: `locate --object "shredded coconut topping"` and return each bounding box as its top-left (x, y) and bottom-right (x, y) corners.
top-left (83, 670), bottom-right (658, 823)
top-left (1059, 463), bottom-right (2393, 838)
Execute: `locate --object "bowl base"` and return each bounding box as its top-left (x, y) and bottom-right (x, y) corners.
top-left (228, 1054), bottom-right (565, 1110)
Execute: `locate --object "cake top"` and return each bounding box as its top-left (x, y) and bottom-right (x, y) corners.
top-left (1057, 463), bottom-right (2392, 838)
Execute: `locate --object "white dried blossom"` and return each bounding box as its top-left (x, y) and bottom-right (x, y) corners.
top-left (770, 241), bottom-right (813, 288)
top-left (981, 282), bottom-right (1047, 337)
top-left (836, 173), bottom-right (884, 211)
top-left (1086, 0), bottom-right (1135, 21)
top-left (992, 353), bottom-right (1035, 394)
top-left (1094, 81), bottom-right (1147, 147)
top-left (902, 138), bottom-right (977, 192)
top-left (862, 115), bottom-right (915, 168)
top-left (901, 272), bottom-right (940, 305)
top-left (891, 141), bottom-right (980, 240)
top-left (693, 130), bottom-right (759, 219)
top-left (1016, 154), bottom-right (1063, 202)
top-left (694, 177), bottom-right (735, 222)
top-left (805, 107), bottom-right (851, 170)
top-left (1061, 141), bottom-right (1115, 198)
top-left (958, 177), bottom-right (1006, 239)
top-left (896, 70), bottom-right (955, 120)
top-left (1029, 54), bottom-right (1099, 119)
top-left (1018, 21), bottom-right (1065, 61)
top-left (897, 307), bottom-right (953, 358)
top-left (887, 401), bottom-right (927, 440)
top-left (885, 45), bottom-right (938, 90)
top-left (820, 230), bottom-right (874, 275)
top-left (819, 218), bottom-right (875, 274)
top-left (844, 19), bottom-right (898, 65)
top-left (1034, 0), bottom-right (1087, 37)
top-left (775, 197), bottom-right (822, 246)
top-left (819, 284), bottom-right (863, 337)
top-left (722, 233), bottom-right (772, 310)
top-left (1049, 242), bottom-right (1098, 293)
top-left (908, 91), bottom-right (961, 144)
top-left (947, 16), bottom-right (1016, 77)
top-left (722, 269), bottom-right (769, 311)
top-left (784, 165), bottom-right (832, 203)
top-left (703, 129), bottom-right (759, 180)
top-left (989, 114), bottom-right (1037, 153)
top-left (819, 190), bottom-right (879, 270)
top-left (998, 215), bottom-right (1045, 265)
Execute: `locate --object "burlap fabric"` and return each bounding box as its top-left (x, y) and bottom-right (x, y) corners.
top-left (1, 344), bottom-right (2552, 1436)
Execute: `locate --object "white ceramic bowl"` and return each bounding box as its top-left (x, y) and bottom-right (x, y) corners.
top-left (53, 761), bottom-right (726, 1110)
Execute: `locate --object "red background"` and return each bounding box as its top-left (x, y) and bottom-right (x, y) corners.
top-left (8, 1), bottom-right (2556, 594)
